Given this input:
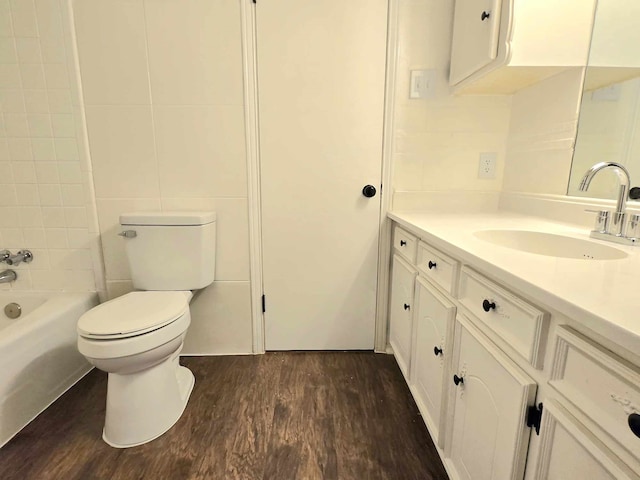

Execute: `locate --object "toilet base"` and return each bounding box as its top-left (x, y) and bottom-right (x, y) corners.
top-left (102, 355), bottom-right (195, 448)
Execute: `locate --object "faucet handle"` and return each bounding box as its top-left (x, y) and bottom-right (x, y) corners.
top-left (585, 209), bottom-right (611, 234)
top-left (0, 250), bottom-right (10, 263)
top-left (628, 214), bottom-right (640, 239)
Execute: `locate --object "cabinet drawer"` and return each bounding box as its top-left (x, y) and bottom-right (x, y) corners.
top-left (458, 267), bottom-right (548, 368)
top-left (550, 326), bottom-right (640, 467)
top-left (416, 241), bottom-right (459, 296)
top-left (393, 225), bottom-right (418, 264)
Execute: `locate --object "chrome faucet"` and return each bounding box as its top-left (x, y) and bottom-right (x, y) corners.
top-left (1, 249), bottom-right (33, 266)
top-left (579, 161), bottom-right (637, 245)
top-left (0, 269), bottom-right (17, 284)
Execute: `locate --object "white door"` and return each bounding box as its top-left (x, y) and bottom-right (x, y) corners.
top-left (257, 0), bottom-right (388, 350)
top-left (449, 316), bottom-right (537, 480)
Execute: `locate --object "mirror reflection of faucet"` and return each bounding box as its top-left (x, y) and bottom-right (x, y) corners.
top-left (580, 162), bottom-right (638, 245)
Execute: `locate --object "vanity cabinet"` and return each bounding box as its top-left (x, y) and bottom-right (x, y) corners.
top-left (387, 217), bottom-right (640, 480)
top-left (410, 276), bottom-right (456, 448)
top-left (389, 253), bottom-right (417, 378)
top-left (449, 0), bottom-right (596, 94)
top-left (532, 401), bottom-right (637, 480)
top-left (448, 316), bottom-right (536, 480)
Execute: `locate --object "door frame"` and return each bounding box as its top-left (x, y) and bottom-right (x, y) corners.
top-left (240, 0), bottom-right (400, 353)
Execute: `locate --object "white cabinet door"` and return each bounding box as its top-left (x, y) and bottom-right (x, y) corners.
top-left (450, 0), bottom-right (503, 85)
top-left (389, 255), bottom-right (417, 377)
top-left (531, 401), bottom-right (638, 480)
top-left (410, 276), bottom-right (456, 449)
top-left (448, 316), bottom-right (536, 480)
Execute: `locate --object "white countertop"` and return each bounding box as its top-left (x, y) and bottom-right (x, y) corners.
top-left (389, 211), bottom-right (640, 355)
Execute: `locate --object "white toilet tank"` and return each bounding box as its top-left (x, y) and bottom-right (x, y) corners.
top-left (119, 211), bottom-right (216, 291)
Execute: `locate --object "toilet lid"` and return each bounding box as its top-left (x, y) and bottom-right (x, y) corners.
top-left (77, 291), bottom-right (189, 339)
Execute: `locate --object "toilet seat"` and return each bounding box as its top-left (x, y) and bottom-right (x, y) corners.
top-left (78, 291), bottom-right (189, 340)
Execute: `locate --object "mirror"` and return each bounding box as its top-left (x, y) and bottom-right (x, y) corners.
top-left (568, 0), bottom-right (640, 199)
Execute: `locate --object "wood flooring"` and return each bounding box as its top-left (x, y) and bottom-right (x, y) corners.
top-left (0, 352), bottom-right (448, 480)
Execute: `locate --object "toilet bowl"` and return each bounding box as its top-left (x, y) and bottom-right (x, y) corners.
top-left (77, 291), bottom-right (195, 448)
top-left (77, 211), bottom-right (216, 448)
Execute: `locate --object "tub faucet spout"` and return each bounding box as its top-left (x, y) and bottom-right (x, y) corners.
top-left (0, 269), bottom-right (17, 284)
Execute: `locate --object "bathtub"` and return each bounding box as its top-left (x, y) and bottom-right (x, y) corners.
top-left (0, 291), bottom-right (98, 448)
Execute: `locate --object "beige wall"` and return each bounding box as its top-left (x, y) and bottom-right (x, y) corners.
top-left (0, 0), bottom-right (100, 293)
top-left (72, 0), bottom-right (252, 354)
top-left (391, 0), bottom-right (512, 196)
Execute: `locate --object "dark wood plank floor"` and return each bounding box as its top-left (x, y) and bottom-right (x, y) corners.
top-left (0, 352), bottom-right (448, 480)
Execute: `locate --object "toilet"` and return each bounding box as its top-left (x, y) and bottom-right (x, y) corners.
top-left (77, 211), bottom-right (216, 448)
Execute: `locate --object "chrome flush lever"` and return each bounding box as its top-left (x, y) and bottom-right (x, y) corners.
top-left (118, 230), bottom-right (137, 238)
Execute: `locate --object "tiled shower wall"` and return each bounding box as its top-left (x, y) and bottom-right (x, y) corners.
top-left (72, 0), bottom-right (252, 354)
top-left (0, 0), bottom-right (101, 292)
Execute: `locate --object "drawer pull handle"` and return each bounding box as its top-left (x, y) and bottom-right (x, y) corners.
top-left (481, 10), bottom-right (490, 21)
top-left (400, 240), bottom-right (407, 246)
top-left (403, 303), bottom-right (410, 311)
top-left (482, 299), bottom-right (496, 312)
top-left (629, 413), bottom-right (640, 438)
top-left (428, 260), bottom-right (437, 270)
top-left (433, 346), bottom-right (443, 356)
top-left (453, 374), bottom-right (464, 386)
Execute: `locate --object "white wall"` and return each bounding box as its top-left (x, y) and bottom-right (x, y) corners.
top-left (72, 0), bottom-right (252, 354)
top-left (0, 0), bottom-right (100, 293)
top-left (391, 0), bottom-right (512, 198)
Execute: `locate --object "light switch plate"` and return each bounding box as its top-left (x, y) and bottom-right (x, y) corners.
top-left (410, 69), bottom-right (436, 99)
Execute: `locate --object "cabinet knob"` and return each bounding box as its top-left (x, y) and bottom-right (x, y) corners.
top-left (433, 346), bottom-right (443, 356)
top-left (482, 299), bottom-right (496, 312)
top-left (362, 184), bottom-right (377, 198)
top-left (629, 413), bottom-right (640, 438)
top-left (428, 260), bottom-right (437, 270)
top-left (453, 374), bottom-right (464, 386)
top-left (481, 10), bottom-right (491, 21)
top-left (400, 240), bottom-right (406, 246)
top-left (403, 303), bottom-right (410, 311)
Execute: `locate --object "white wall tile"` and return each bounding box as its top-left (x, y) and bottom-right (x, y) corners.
top-left (85, 105), bottom-right (159, 198)
top-left (0, 37), bottom-right (17, 63)
top-left (9, 0), bottom-right (38, 37)
top-left (144, 0), bottom-right (244, 106)
top-left (154, 105), bottom-right (247, 198)
top-left (15, 37), bottom-right (41, 63)
top-left (182, 281), bottom-right (253, 355)
top-left (73, 0), bottom-right (150, 105)
top-left (1, 89), bottom-right (25, 112)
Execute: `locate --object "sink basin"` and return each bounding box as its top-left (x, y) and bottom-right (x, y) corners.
top-left (474, 230), bottom-right (628, 260)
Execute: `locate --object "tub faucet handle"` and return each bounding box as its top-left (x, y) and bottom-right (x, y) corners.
top-left (0, 250), bottom-right (9, 263)
top-left (6, 250), bottom-right (33, 266)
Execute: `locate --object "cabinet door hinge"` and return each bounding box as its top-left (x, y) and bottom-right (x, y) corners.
top-left (526, 402), bottom-right (543, 435)
top-left (261, 294), bottom-right (266, 313)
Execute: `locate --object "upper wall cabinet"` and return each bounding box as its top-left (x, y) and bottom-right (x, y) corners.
top-left (449, 0), bottom-right (597, 94)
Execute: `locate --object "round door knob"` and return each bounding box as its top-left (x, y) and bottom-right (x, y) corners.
top-left (428, 261), bottom-right (437, 270)
top-left (453, 374), bottom-right (464, 386)
top-left (481, 10), bottom-right (490, 21)
top-left (629, 413), bottom-right (640, 438)
top-left (362, 185), bottom-right (377, 198)
top-left (433, 346), bottom-right (443, 356)
top-left (482, 299), bottom-right (496, 312)
top-left (403, 303), bottom-right (410, 311)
